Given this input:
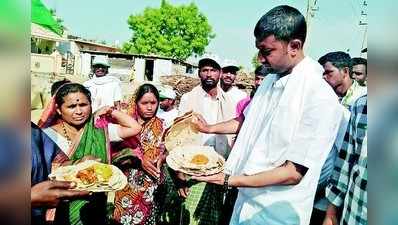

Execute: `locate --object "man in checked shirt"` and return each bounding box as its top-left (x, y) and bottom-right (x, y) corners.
top-left (323, 95), bottom-right (367, 225)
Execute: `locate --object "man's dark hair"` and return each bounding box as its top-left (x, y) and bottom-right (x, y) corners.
top-left (254, 5), bottom-right (307, 44)
top-left (51, 79), bottom-right (71, 96)
top-left (254, 65), bottom-right (271, 77)
top-left (351, 57), bottom-right (367, 66)
top-left (352, 57), bottom-right (367, 74)
top-left (318, 51), bottom-right (352, 74)
top-left (352, 57), bottom-right (367, 67)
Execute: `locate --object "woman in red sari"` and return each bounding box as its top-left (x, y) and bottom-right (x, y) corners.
top-left (112, 84), bottom-right (166, 225)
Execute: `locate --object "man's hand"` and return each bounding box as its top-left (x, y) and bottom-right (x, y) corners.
top-left (191, 172), bottom-right (225, 185)
top-left (31, 181), bottom-right (90, 208)
top-left (192, 114), bottom-right (211, 133)
top-left (322, 204), bottom-right (338, 225)
top-left (177, 187), bottom-right (190, 198)
top-left (322, 216), bottom-right (338, 225)
top-left (176, 172), bottom-right (190, 198)
top-left (141, 156), bottom-right (160, 179)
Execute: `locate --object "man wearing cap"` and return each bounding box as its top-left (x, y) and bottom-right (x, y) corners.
top-left (83, 55), bottom-right (122, 112)
top-left (157, 86), bottom-right (178, 129)
top-left (220, 59), bottom-right (247, 107)
top-left (174, 55), bottom-right (236, 225)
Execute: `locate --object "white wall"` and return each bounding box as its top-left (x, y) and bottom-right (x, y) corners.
top-left (153, 59), bottom-right (172, 81)
top-left (80, 53), bottom-right (92, 78)
top-left (31, 53), bottom-right (62, 74)
top-left (134, 58), bottom-right (146, 82)
top-left (109, 69), bottom-right (129, 80)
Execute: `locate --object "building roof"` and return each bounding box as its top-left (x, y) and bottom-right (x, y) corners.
top-left (31, 23), bottom-right (67, 42)
top-left (80, 49), bottom-right (198, 67)
top-left (71, 38), bottom-right (121, 51)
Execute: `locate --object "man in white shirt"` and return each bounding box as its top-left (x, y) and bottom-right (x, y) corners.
top-left (156, 86), bottom-right (178, 129)
top-left (83, 55), bottom-right (122, 112)
top-left (178, 55), bottom-right (236, 158)
top-left (176, 55), bottom-right (236, 225)
top-left (220, 59), bottom-right (247, 106)
top-left (192, 5), bottom-right (344, 225)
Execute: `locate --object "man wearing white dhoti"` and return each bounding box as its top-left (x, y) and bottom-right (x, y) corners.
top-left (192, 5), bottom-right (344, 225)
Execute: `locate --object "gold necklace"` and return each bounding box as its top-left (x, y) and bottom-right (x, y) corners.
top-left (61, 121), bottom-right (73, 146)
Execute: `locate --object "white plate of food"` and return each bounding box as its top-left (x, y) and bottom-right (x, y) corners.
top-left (166, 145), bottom-right (225, 176)
top-left (48, 160), bottom-right (127, 192)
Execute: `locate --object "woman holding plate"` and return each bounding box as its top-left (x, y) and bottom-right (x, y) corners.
top-left (111, 83), bottom-right (167, 225)
top-left (39, 82), bottom-right (142, 225)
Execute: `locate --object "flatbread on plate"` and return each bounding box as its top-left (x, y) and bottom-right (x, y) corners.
top-left (48, 160), bottom-right (127, 192)
top-left (166, 145), bottom-right (225, 176)
top-left (164, 111), bottom-right (202, 151)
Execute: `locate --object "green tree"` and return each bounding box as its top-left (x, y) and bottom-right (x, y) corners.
top-left (123, 0), bottom-right (215, 60)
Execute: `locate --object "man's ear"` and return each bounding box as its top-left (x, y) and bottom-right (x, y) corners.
top-left (342, 67), bottom-right (351, 78)
top-left (288, 39), bottom-right (303, 55)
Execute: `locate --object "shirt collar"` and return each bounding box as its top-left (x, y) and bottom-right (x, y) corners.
top-left (199, 86), bottom-right (221, 100)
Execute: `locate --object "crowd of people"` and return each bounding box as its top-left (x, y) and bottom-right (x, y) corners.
top-left (31, 5), bottom-right (367, 225)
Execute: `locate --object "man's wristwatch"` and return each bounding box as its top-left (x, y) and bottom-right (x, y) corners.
top-left (223, 174), bottom-right (230, 191)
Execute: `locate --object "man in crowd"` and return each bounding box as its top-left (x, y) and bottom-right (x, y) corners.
top-left (352, 57), bottom-right (367, 86)
top-left (323, 96), bottom-right (367, 225)
top-left (318, 51), bottom-right (367, 109)
top-left (192, 5), bottom-right (343, 225)
top-left (235, 65), bottom-right (270, 117)
top-left (157, 86), bottom-right (178, 129)
top-left (311, 51), bottom-right (367, 224)
top-left (219, 59), bottom-right (247, 106)
top-left (176, 55), bottom-right (236, 225)
top-left (83, 55), bottom-right (122, 112)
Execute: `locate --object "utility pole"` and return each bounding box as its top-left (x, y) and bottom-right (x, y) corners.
top-left (359, 1), bottom-right (367, 57)
top-left (305, 0), bottom-right (319, 52)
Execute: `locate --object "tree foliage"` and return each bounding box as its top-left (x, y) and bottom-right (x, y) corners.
top-left (123, 0), bottom-right (215, 60)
